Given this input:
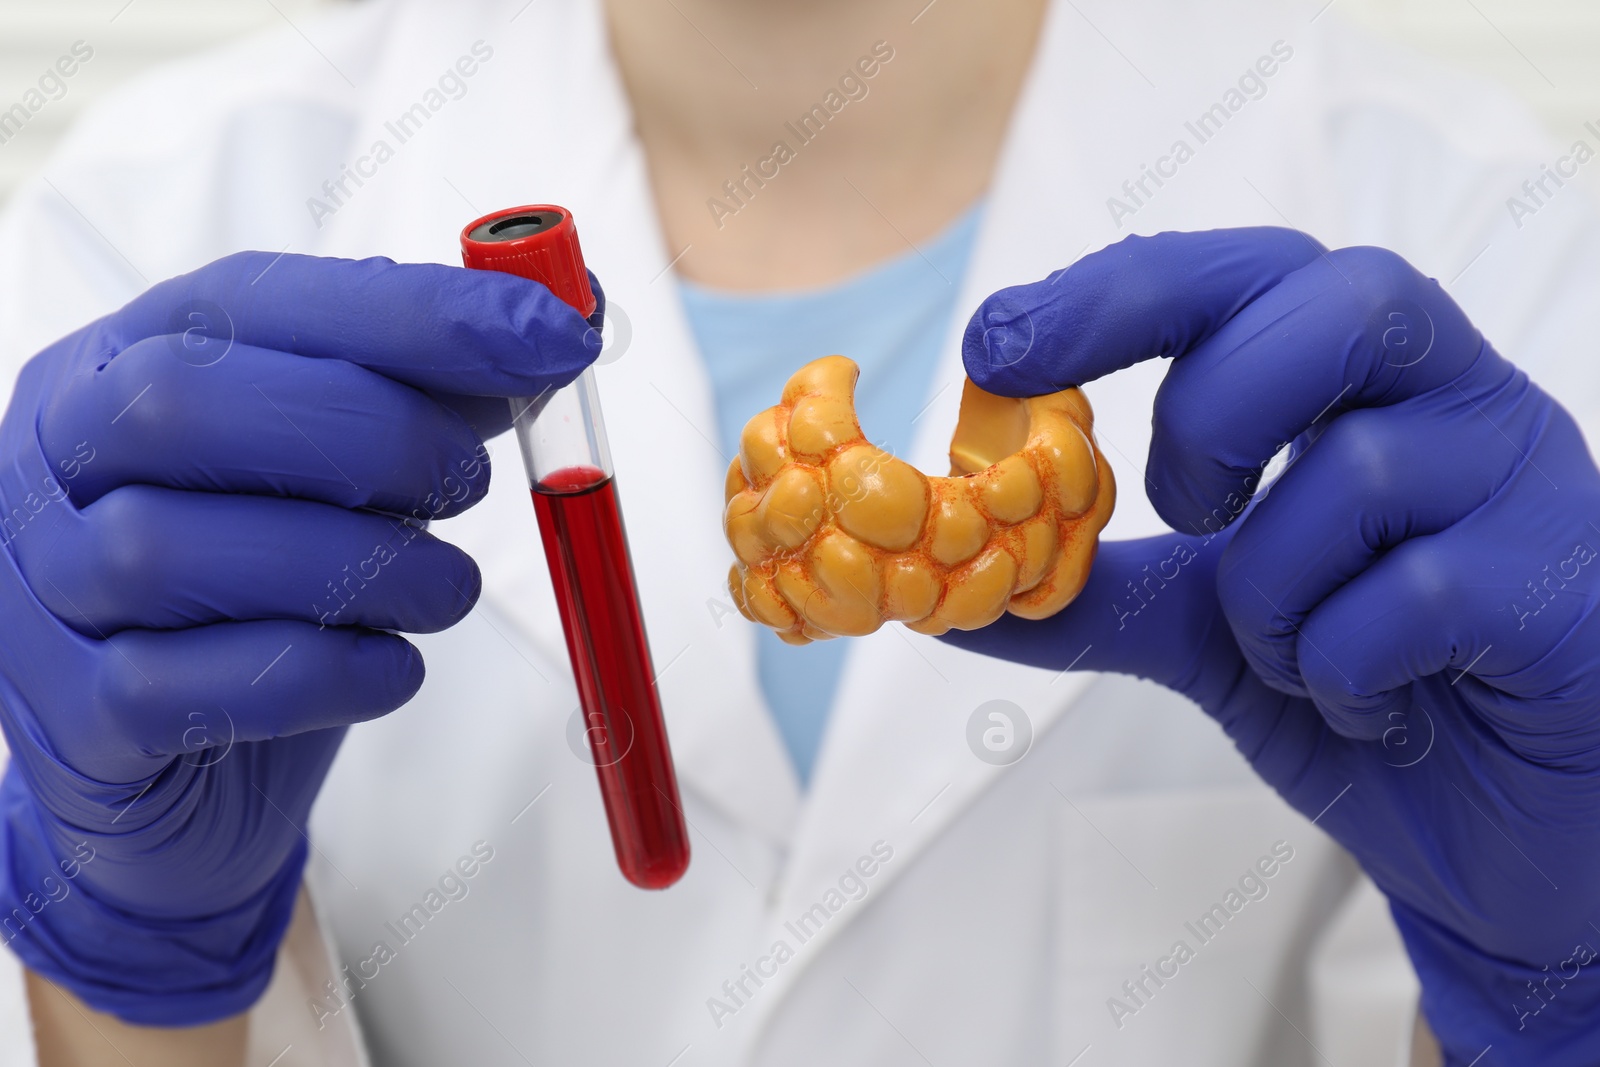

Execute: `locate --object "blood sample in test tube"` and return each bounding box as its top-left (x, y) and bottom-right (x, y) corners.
top-left (460, 205), bottom-right (690, 889)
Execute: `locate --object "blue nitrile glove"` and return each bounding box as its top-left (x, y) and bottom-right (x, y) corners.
top-left (946, 228), bottom-right (1600, 1064)
top-left (0, 252), bottom-right (601, 1025)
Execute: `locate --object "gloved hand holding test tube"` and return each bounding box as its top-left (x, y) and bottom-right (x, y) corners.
top-left (461, 206), bottom-right (690, 890)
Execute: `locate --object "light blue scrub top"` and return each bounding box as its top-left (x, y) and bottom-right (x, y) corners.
top-left (678, 202), bottom-right (984, 785)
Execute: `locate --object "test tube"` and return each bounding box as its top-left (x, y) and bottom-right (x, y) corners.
top-left (460, 205), bottom-right (690, 889)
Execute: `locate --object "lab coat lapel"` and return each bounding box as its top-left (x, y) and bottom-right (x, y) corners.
top-left (309, 0), bottom-right (801, 846)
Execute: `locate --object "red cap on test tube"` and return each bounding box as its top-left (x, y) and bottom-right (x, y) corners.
top-left (460, 206), bottom-right (597, 317)
top-left (460, 205), bottom-right (690, 889)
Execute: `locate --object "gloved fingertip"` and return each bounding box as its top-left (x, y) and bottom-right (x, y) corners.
top-left (473, 276), bottom-right (599, 395)
top-left (450, 558), bottom-right (483, 623)
top-left (361, 631), bottom-right (425, 707)
top-left (961, 285), bottom-right (1053, 397)
top-left (396, 639), bottom-right (426, 701)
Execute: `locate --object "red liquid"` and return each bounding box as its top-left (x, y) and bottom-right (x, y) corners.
top-left (532, 465), bottom-right (690, 889)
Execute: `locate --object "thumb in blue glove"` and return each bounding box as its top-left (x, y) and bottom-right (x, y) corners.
top-left (945, 228), bottom-right (1600, 1065)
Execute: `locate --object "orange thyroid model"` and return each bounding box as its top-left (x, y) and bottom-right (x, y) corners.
top-left (724, 356), bottom-right (1115, 644)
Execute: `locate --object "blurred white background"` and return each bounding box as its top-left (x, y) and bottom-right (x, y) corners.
top-left (0, 0), bottom-right (1596, 207)
top-left (1339, 0), bottom-right (1600, 132)
top-left (0, 0), bottom-right (331, 205)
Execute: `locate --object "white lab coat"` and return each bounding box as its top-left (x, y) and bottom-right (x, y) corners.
top-left (2, 1), bottom-right (1598, 1064)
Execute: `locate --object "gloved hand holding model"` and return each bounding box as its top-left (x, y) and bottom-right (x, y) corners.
top-left (0, 252), bottom-right (601, 1023)
top-left (944, 227), bottom-right (1600, 1063)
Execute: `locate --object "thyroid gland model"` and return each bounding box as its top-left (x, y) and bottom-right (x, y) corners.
top-left (723, 356), bottom-right (1114, 644)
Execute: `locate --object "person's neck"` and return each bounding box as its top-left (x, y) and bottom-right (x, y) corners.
top-left (603, 0), bottom-right (1048, 290)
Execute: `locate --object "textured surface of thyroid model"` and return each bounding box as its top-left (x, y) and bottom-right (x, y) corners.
top-left (723, 355), bottom-right (1115, 644)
